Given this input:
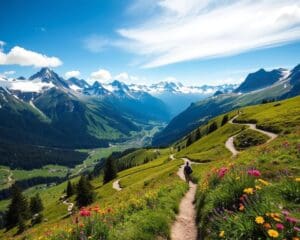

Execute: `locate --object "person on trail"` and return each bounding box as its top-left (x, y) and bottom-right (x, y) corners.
top-left (184, 161), bottom-right (193, 183)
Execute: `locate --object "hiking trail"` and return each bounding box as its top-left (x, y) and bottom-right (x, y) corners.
top-left (171, 158), bottom-right (198, 240)
top-left (225, 115), bottom-right (278, 157)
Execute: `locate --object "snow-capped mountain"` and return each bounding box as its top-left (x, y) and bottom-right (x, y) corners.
top-left (129, 81), bottom-right (238, 95)
top-left (126, 81), bottom-right (238, 116)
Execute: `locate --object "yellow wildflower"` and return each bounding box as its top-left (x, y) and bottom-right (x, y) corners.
top-left (255, 185), bottom-right (262, 190)
top-left (255, 216), bottom-right (265, 224)
top-left (295, 177), bottom-right (300, 182)
top-left (235, 176), bottom-right (240, 180)
top-left (273, 217), bottom-right (282, 222)
top-left (258, 179), bottom-right (270, 186)
top-left (219, 230), bottom-right (225, 238)
top-left (268, 229), bottom-right (279, 238)
top-left (244, 188), bottom-right (254, 194)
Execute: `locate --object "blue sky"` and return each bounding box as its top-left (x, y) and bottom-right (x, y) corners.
top-left (1, 0), bottom-right (300, 85)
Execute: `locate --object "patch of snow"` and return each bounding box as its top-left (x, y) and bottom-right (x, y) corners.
top-left (69, 84), bottom-right (82, 92)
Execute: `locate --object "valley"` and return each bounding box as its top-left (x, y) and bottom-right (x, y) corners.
top-left (0, 65), bottom-right (299, 240)
top-left (0, 92), bottom-right (299, 240)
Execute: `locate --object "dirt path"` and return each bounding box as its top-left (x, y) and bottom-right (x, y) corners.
top-left (171, 158), bottom-right (198, 240)
top-left (112, 179), bottom-right (122, 191)
top-left (62, 199), bottom-right (74, 213)
top-left (2, 169), bottom-right (13, 186)
top-left (225, 115), bottom-right (278, 157)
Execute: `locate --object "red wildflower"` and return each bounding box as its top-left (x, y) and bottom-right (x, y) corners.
top-left (79, 208), bottom-right (91, 217)
top-left (247, 169), bottom-right (261, 177)
top-left (218, 167), bottom-right (228, 178)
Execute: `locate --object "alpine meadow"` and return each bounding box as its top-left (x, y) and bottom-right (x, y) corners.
top-left (0, 1), bottom-right (299, 240)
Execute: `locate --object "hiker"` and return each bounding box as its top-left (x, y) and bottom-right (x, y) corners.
top-left (184, 161), bottom-right (193, 183)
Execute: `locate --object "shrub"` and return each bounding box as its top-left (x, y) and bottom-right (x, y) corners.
top-left (234, 129), bottom-right (269, 150)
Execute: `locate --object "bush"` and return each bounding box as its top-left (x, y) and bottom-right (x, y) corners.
top-left (233, 129), bottom-right (269, 150)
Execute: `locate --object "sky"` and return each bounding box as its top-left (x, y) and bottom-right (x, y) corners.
top-left (1, 0), bottom-right (300, 86)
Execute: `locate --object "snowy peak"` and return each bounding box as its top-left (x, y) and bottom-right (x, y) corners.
top-left (29, 68), bottom-right (69, 89)
top-left (83, 81), bottom-right (110, 96)
top-left (234, 68), bottom-right (288, 93)
top-left (67, 77), bottom-right (90, 92)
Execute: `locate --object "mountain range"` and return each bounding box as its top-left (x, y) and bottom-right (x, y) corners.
top-left (0, 68), bottom-right (169, 149)
top-left (152, 64), bottom-right (300, 146)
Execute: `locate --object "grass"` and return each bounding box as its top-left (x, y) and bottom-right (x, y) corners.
top-left (176, 123), bottom-right (244, 162)
top-left (0, 96), bottom-right (299, 239)
top-left (233, 129), bottom-right (269, 150)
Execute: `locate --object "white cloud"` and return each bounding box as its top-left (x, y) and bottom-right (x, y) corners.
top-left (164, 76), bottom-right (177, 82)
top-left (0, 41), bottom-right (5, 50)
top-left (4, 70), bottom-right (16, 76)
top-left (90, 69), bottom-right (112, 83)
top-left (83, 35), bottom-right (110, 53)
top-left (0, 46), bottom-right (62, 67)
top-left (115, 72), bottom-right (130, 82)
top-left (118, 0), bottom-right (300, 68)
top-left (65, 70), bottom-right (81, 79)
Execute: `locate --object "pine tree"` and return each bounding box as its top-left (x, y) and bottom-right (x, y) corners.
top-left (6, 184), bottom-right (30, 229)
top-left (66, 180), bottom-right (74, 198)
top-left (186, 135), bottom-right (193, 147)
top-left (30, 193), bottom-right (44, 215)
top-left (221, 115), bottom-right (229, 126)
top-left (103, 156), bottom-right (117, 184)
top-left (195, 128), bottom-right (201, 141)
top-left (208, 121), bottom-right (218, 134)
top-left (76, 175), bottom-right (95, 207)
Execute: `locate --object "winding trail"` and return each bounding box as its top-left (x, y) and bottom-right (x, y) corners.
top-left (2, 169), bottom-right (13, 186)
top-left (171, 158), bottom-right (198, 240)
top-left (112, 179), bottom-right (122, 191)
top-left (62, 199), bottom-right (74, 213)
top-left (225, 115), bottom-right (278, 157)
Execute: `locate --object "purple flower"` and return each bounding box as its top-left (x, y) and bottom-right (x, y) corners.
top-left (294, 226), bottom-right (300, 232)
top-left (276, 223), bottom-right (284, 231)
top-left (286, 216), bottom-right (299, 224)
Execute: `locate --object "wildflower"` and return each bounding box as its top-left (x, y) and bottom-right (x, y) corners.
top-left (293, 237), bottom-right (300, 240)
top-left (219, 230), bottom-right (225, 238)
top-left (248, 169), bottom-right (261, 177)
top-left (282, 210), bottom-right (290, 216)
top-left (258, 179), bottom-right (270, 186)
top-left (239, 204), bottom-right (245, 211)
top-left (295, 177), bottom-right (300, 182)
top-left (255, 185), bottom-right (262, 190)
top-left (235, 176), bottom-right (240, 180)
top-left (218, 167), bottom-right (228, 178)
top-left (267, 229), bottom-right (279, 238)
top-left (79, 223), bottom-right (84, 228)
top-left (273, 217), bottom-right (282, 222)
top-left (286, 216), bottom-right (299, 224)
top-left (294, 226), bottom-right (300, 232)
top-left (255, 216), bottom-right (265, 224)
top-left (79, 208), bottom-right (91, 217)
top-left (244, 188), bottom-right (254, 195)
top-left (276, 223), bottom-right (284, 231)
top-left (264, 223), bottom-right (272, 229)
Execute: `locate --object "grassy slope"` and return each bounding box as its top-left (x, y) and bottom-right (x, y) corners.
top-left (1, 96), bottom-right (299, 239)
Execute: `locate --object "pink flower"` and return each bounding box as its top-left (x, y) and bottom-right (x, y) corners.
top-left (282, 210), bottom-right (290, 216)
top-left (276, 223), bottom-right (284, 231)
top-left (218, 167), bottom-right (228, 178)
top-left (294, 226), bottom-right (300, 232)
top-left (79, 208), bottom-right (91, 217)
top-left (247, 169), bottom-right (261, 177)
top-left (286, 216), bottom-right (299, 224)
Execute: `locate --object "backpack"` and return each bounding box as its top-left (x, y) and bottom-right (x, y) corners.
top-left (184, 165), bottom-right (193, 175)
